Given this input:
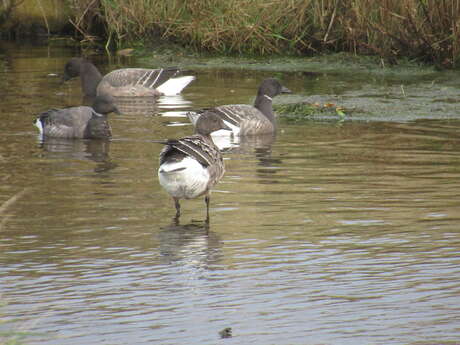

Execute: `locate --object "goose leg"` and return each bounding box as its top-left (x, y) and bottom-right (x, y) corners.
top-left (173, 198), bottom-right (181, 219)
top-left (205, 195), bottom-right (210, 223)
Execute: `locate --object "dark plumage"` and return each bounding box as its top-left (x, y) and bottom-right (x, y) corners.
top-left (34, 94), bottom-right (121, 139)
top-left (187, 78), bottom-right (291, 136)
top-left (63, 57), bottom-right (195, 98)
top-left (157, 112), bottom-right (231, 220)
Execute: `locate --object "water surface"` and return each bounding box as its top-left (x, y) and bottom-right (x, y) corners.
top-left (0, 41), bottom-right (459, 345)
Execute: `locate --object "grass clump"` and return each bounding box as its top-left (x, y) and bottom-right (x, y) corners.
top-left (66, 0), bottom-right (460, 67)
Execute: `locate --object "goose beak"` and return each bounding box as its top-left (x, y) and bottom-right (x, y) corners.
top-left (281, 85), bottom-right (292, 94)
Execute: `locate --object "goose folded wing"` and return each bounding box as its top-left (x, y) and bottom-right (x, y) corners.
top-left (103, 67), bottom-right (180, 89)
top-left (161, 135), bottom-right (219, 167)
top-left (213, 105), bottom-right (261, 127)
top-left (38, 108), bottom-right (78, 138)
top-left (39, 108), bottom-right (72, 126)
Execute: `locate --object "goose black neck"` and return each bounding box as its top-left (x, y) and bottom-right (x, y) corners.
top-left (80, 60), bottom-right (103, 98)
top-left (254, 94), bottom-right (275, 125)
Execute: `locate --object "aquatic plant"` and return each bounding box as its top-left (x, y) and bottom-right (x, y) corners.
top-left (274, 102), bottom-right (349, 122)
top-left (66, 0), bottom-right (460, 67)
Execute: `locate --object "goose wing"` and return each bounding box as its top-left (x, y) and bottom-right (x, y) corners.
top-left (187, 105), bottom-right (264, 127)
top-left (38, 106), bottom-right (94, 138)
top-left (102, 67), bottom-right (180, 89)
top-left (160, 135), bottom-right (221, 167)
top-left (212, 105), bottom-right (262, 127)
top-left (159, 135), bottom-right (225, 185)
top-left (213, 105), bottom-right (273, 135)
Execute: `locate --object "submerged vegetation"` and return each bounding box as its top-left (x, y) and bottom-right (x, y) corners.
top-left (63, 0), bottom-right (460, 67)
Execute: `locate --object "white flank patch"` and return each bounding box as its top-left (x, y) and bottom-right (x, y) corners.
top-left (189, 116), bottom-right (240, 137)
top-left (211, 128), bottom-right (232, 137)
top-left (158, 156), bottom-right (209, 199)
top-left (210, 122), bottom-right (240, 150)
top-left (34, 119), bottom-right (44, 134)
top-left (211, 134), bottom-right (239, 151)
top-left (216, 118), bottom-right (241, 135)
top-left (156, 76), bottom-right (196, 96)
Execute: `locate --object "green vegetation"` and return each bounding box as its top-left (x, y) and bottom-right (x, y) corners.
top-left (274, 102), bottom-right (350, 122)
top-left (64, 0), bottom-right (460, 67)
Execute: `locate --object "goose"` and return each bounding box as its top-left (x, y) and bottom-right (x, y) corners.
top-left (186, 78), bottom-right (291, 137)
top-left (63, 57), bottom-right (195, 98)
top-left (34, 94), bottom-right (121, 139)
top-left (156, 111), bottom-right (231, 220)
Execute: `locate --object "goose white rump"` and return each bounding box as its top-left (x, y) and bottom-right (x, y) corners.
top-left (34, 119), bottom-right (44, 135)
top-left (156, 76), bottom-right (196, 96)
top-left (158, 157), bottom-right (210, 199)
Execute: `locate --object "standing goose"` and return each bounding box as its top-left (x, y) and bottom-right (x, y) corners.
top-left (187, 78), bottom-right (291, 137)
top-left (157, 111), bottom-right (231, 220)
top-left (34, 94), bottom-right (121, 139)
top-left (63, 57), bottom-right (195, 98)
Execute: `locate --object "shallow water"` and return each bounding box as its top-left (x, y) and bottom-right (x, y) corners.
top-left (1, 41), bottom-right (460, 345)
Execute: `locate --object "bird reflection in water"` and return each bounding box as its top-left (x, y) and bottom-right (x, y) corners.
top-left (37, 137), bottom-right (117, 173)
top-left (157, 220), bottom-right (223, 266)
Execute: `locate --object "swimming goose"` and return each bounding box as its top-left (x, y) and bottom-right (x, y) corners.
top-left (157, 111), bottom-right (231, 220)
top-left (187, 78), bottom-right (291, 136)
top-left (34, 94), bottom-right (121, 139)
top-left (63, 57), bottom-right (195, 98)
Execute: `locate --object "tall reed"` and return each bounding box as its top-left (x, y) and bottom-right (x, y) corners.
top-left (66, 0), bottom-right (460, 67)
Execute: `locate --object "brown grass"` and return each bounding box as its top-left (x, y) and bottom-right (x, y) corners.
top-left (66, 0), bottom-right (460, 67)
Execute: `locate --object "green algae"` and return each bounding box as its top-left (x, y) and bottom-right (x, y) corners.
top-left (274, 102), bottom-right (350, 122)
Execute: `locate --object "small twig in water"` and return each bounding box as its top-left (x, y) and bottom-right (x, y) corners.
top-left (400, 84), bottom-right (406, 97)
top-left (0, 188), bottom-right (29, 216)
top-left (0, 188), bottom-right (29, 231)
